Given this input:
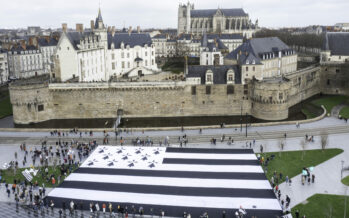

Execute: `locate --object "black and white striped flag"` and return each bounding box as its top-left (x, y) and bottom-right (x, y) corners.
top-left (47, 146), bottom-right (282, 217)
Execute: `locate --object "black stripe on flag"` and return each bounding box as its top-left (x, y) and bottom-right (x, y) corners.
top-left (162, 158), bottom-right (260, 165)
top-left (45, 196), bottom-right (283, 218)
top-left (75, 168), bottom-right (267, 180)
top-left (59, 181), bottom-right (276, 199)
top-left (166, 147), bottom-right (254, 154)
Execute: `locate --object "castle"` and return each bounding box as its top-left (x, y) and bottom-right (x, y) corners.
top-left (7, 5), bottom-right (349, 126)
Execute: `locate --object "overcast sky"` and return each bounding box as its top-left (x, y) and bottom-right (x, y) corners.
top-left (0, 0), bottom-right (348, 29)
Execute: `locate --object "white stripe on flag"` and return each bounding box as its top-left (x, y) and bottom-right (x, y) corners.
top-left (66, 173), bottom-right (272, 190)
top-left (163, 153), bottom-right (257, 160)
top-left (82, 164), bottom-right (264, 173)
top-left (48, 188), bottom-right (281, 210)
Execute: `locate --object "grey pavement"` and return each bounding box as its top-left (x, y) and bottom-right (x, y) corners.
top-left (0, 116), bottom-right (348, 214)
top-left (331, 104), bottom-right (348, 117)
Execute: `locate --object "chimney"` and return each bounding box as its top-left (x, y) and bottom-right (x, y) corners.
top-left (62, 23), bottom-right (67, 33)
top-left (76, 23), bottom-right (84, 33)
top-left (20, 40), bottom-right (26, 50)
top-left (128, 26), bottom-right (132, 36)
top-left (137, 26), bottom-right (141, 34)
top-left (111, 26), bottom-right (115, 37)
top-left (28, 37), bottom-right (33, 46)
top-left (90, 20), bottom-right (94, 31)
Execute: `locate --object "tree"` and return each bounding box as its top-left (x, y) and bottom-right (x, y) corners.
top-left (320, 131), bottom-right (328, 151)
top-left (300, 139), bottom-right (307, 160)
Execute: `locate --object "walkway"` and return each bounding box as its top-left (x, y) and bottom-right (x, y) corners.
top-left (331, 103), bottom-right (348, 117)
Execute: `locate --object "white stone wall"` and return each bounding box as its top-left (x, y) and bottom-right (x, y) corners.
top-left (0, 53), bottom-right (9, 83)
top-left (200, 51), bottom-right (223, 65)
top-left (56, 35), bottom-right (78, 81)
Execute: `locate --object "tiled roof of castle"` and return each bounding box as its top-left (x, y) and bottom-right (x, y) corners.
top-left (65, 31), bottom-right (94, 49)
top-left (191, 9), bottom-right (247, 18)
top-left (323, 32), bottom-right (349, 55)
top-left (226, 37), bottom-right (292, 65)
top-left (108, 33), bottom-right (152, 49)
top-left (187, 65), bottom-right (241, 84)
top-left (207, 34), bottom-right (243, 40)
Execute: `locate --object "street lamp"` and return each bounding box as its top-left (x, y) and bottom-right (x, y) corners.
top-left (240, 105), bottom-right (243, 132)
top-left (245, 112), bottom-right (248, 137)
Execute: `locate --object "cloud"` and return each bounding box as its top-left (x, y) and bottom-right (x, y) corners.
top-left (0, 0), bottom-right (348, 29)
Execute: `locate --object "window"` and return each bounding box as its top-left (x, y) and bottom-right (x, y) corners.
top-left (121, 52), bottom-right (124, 58)
top-left (228, 74), bottom-right (233, 81)
top-left (127, 62), bottom-right (130, 68)
top-left (206, 86), bottom-right (211, 95)
top-left (152, 60), bottom-right (154, 65)
top-left (127, 53), bottom-right (130, 58)
top-left (253, 66), bottom-right (255, 71)
top-left (38, 105), bottom-right (44, 112)
top-left (336, 69), bottom-right (340, 73)
top-left (191, 86), bottom-right (196, 95)
top-left (206, 74), bottom-right (212, 82)
top-left (122, 61), bottom-right (125, 68)
top-left (112, 63), bottom-right (115, 70)
top-left (227, 85), bottom-right (234, 94)
top-left (246, 66), bottom-right (248, 72)
top-left (327, 79), bottom-right (330, 85)
top-left (145, 60), bottom-right (148, 66)
top-left (145, 52), bottom-right (147, 56)
top-left (112, 54), bottom-right (115, 60)
top-left (279, 93), bottom-right (283, 100)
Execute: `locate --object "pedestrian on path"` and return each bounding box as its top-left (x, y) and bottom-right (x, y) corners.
top-left (312, 174), bottom-right (315, 183)
top-left (285, 175), bottom-right (289, 184)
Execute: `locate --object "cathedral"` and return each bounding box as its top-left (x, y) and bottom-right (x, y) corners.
top-left (177, 2), bottom-right (258, 38)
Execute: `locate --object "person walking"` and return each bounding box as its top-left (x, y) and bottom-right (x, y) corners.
top-left (102, 203), bottom-right (106, 214)
top-left (312, 174), bottom-right (315, 183)
top-left (285, 175), bottom-right (289, 184)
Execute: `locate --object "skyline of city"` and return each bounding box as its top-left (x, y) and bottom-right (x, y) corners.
top-left (0, 0), bottom-right (348, 29)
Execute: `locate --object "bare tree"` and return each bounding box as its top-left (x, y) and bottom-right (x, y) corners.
top-left (320, 131), bottom-right (329, 151)
top-left (301, 139), bottom-right (307, 160)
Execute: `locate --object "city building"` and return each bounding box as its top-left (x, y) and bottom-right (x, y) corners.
top-left (0, 51), bottom-right (9, 83)
top-left (321, 32), bottom-right (349, 63)
top-left (38, 37), bottom-right (58, 74)
top-left (224, 37), bottom-right (297, 83)
top-left (7, 43), bottom-right (44, 79)
top-left (55, 9), bottom-right (159, 82)
top-left (334, 23), bottom-right (349, 31)
top-left (178, 2), bottom-right (258, 38)
top-left (200, 33), bottom-right (227, 66)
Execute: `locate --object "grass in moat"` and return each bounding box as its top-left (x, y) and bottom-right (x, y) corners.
top-left (342, 175), bottom-right (349, 186)
top-left (312, 95), bottom-right (348, 114)
top-left (291, 194), bottom-right (349, 218)
top-left (259, 149), bottom-right (343, 184)
top-left (339, 107), bottom-right (349, 119)
top-left (0, 89), bottom-right (12, 119)
top-left (0, 164), bottom-right (79, 188)
top-left (302, 108), bottom-right (317, 119)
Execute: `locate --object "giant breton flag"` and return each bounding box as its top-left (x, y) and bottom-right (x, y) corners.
top-left (47, 146), bottom-right (283, 217)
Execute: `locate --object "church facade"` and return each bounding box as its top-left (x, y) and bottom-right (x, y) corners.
top-left (177, 2), bottom-right (258, 38)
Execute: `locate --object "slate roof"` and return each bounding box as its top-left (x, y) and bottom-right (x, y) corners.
top-left (187, 65), bottom-right (241, 84)
top-left (38, 37), bottom-right (58, 47)
top-left (108, 33), bottom-right (152, 49)
top-left (191, 9), bottom-right (247, 18)
top-left (207, 34), bottom-right (243, 40)
top-left (323, 32), bottom-right (349, 56)
top-left (153, 34), bottom-right (167, 39)
top-left (65, 31), bottom-right (94, 49)
top-left (225, 37), bottom-right (293, 65)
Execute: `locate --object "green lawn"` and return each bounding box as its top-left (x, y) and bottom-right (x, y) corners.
top-left (292, 194), bottom-right (349, 218)
top-left (342, 175), bottom-right (349, 186)
top-left (260, 149), bottom-right (343, 184)
top-left (312, 95), bottom-right (348, 114)
top-left (0, 96), bottom-right (13, 118)
top-left (302, 108), bottom-right (317, 119)
top-left (0, 164), bottom-right (78, 188)
top-left (339, 106), bottom-right (349, 119)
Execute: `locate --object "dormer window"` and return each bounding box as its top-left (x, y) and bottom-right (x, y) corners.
top-left (252, 60), bottom-right (255, 64)
top-left (246, 60), bottom-right (249, 65)
top-left (205, 70), bottom-right (213, 84)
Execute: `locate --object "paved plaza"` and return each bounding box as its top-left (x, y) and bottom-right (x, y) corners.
top-left (0, 116), bottom-right (348, 217)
